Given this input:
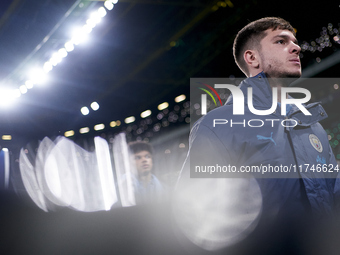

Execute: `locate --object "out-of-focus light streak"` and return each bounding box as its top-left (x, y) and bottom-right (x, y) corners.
top-left (20, 136), bottom-right (119, 212)
top-left (0, 89), bottom-right (20, 107)
top-left (175, 94), bottom-right (186, 103)
top-left (64, 41), bottom-right (74, 52)
top-left (81, 106), bottom-right (90, 115)
top-left (25, 80), bottom-right (34, 89)
top-left (173, 178), bottom-right (262, 251)
top-left (79, 127), bottom-right (90, 134)
top-left (58, 48), bottom-right (68, 58)
top-left (19, 148), bottom-right (49, 212)
top-left (7, 0), bottom-right (119, 105)
top-left (19, 85), bottom-right (28, 94)
top-left (110, 120), bottom-right (121, 127)
top-left (125, 116), bottom-right (135, 124)
top-left (158, 102), bottom-right (169, 110)
top-left (104, 1), bottom-right (114, 10)
top-left (28, 68), bottom-right (47, 85)
top-left (94, 123), bottom-right (105, 131)
top-left (50, 52), bottom-right (62, 66)
top-left (2, 135), bottom-right (12, 140)
top-left (112, 133), bottom-right (136, 206)
top-left (43, 62), bottom-right (53, 73)
top-left (64, 130), bottom-right (75, 137)
top-left (94, 137), bottom-right (117, 210)
top-left (91, 101), bottom-right (100, 111)
top-left (110, 121), bottom-right (117, 127)
top-left (98, 7), bottom-right (107, 17)
top-left (2, 148), bottom-right (9, 189)
top-left (141, 110), bottom-right (151, 118)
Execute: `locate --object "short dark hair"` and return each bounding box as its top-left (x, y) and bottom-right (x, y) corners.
top-left (233, 17), bottom-right (296, 76)
top-left (128, 141), bottom-right (153, 155)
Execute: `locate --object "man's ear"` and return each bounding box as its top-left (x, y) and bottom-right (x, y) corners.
top-left (244, 50), bottom-right (260, 69)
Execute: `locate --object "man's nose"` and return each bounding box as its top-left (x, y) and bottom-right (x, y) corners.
top-left (291, 41), bottom-right (301, 54)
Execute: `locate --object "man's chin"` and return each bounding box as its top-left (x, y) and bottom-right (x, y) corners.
top-left (282, 72), bottom-right (301, 85)
top-left (287, 69), bottom-right (302, 78)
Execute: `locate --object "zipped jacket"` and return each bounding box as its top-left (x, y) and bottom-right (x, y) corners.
top-left (180, 72), bottom-right (339, 218)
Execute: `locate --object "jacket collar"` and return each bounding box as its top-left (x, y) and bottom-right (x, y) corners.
top-left (226, 72), bottom-right (274, 108)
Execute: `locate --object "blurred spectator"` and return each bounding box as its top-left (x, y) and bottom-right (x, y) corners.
top-left (129, 141), bottom-right (164, 203)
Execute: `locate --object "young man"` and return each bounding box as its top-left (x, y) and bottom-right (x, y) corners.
top-left (128, 141), bottom-right (163, 203)
top-left (178, 17), bottom-right (339, 219)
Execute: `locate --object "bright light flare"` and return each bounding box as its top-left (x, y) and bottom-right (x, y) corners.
top-left (64, 41), bottom-right (74, 52)
top-left (91, 101), bottom-right (100, 111)
top-left (104, 1), bottom-right (114, 10)
top-left (29, 136), bottom-right (118, 211)
top-left (64, 130), bottom-right (75, 137)
top-left (89, 11), bottom-right (102, 26)
top-left (94, 137), bottom-right (117, 210)
top-left (175, 94), bottom-right (186, 103)
top-left (2, 135), bottom-right (12, 140)
top-left (112, 133), bottom-right (136, 207)
top-left (141, 110), bottom-right (151, 118)
top-left (25, 80), bottom-right (34, 89)
top-left (86, 18), bottom-right (97, 29)
top-left (94, 123), bottom-right (105, 131)
top-left (173, 178), bottom-right (262, 251)
top-left (98, 7), bottom-right (107, 17)
top-left (79, 127), bottom-right (90, 134)
top-left (71, 27), bottom-right (89, 45)
top-left (58, 48), bottom-right (68, 58)
top-left (110, 120), bottom-right (121, 127)
top-left (0, 89), bottom-right (20, 107)
top-left (50, 52), bottom-right (62, 66)
top-left (81, 106), bottom-right (90, 115)
top-left (28, 68), bottom-right (47, 85)
top-left (158, 102), bottom-right (169, 110)
top-left (19, 85), bottom-right (28, 94)
top-left (13, 89), bottom-right (21, 98)
top-left (82, 24), bottom-right (93, 34)
top-left (43, 62), bottom-right (53, 73)
top-left (19, 148), bottom-right (49, 212)
top-left (125, 116), bottom-right (135, 124)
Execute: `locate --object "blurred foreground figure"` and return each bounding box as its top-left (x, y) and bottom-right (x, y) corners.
top-left (175, 17), bottom-right (340, 251)
top-left (129, 141), bottom-right (164, 203)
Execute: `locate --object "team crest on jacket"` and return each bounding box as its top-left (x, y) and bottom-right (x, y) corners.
top-left (309, 134), bottom-right (323, 153)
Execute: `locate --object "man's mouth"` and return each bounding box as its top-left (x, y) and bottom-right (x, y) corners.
top-left (289, 58), bottom-right (300, 65)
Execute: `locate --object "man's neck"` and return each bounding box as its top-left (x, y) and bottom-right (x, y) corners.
top-left (265, 76), bottom-right (298, 103)
top-left (139, 173), bottom-right (152, 187)
top-left (267, 77), bottom-right (284, 103)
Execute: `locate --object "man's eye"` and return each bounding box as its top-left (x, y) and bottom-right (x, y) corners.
top-left (276, 40), bottom-right (285, 44)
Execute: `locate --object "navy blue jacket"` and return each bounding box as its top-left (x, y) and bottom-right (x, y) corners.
top-left (179, 72), bottom-right (339, 218)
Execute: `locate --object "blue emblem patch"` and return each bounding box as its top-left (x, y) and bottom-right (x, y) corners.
top-left (309, 134), bottom-right (323, 153)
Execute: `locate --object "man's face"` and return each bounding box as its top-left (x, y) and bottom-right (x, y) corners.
top-left (133, 150), bottom-right (153, 176)
top-left (257, 29), bottom-right (301, 78)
